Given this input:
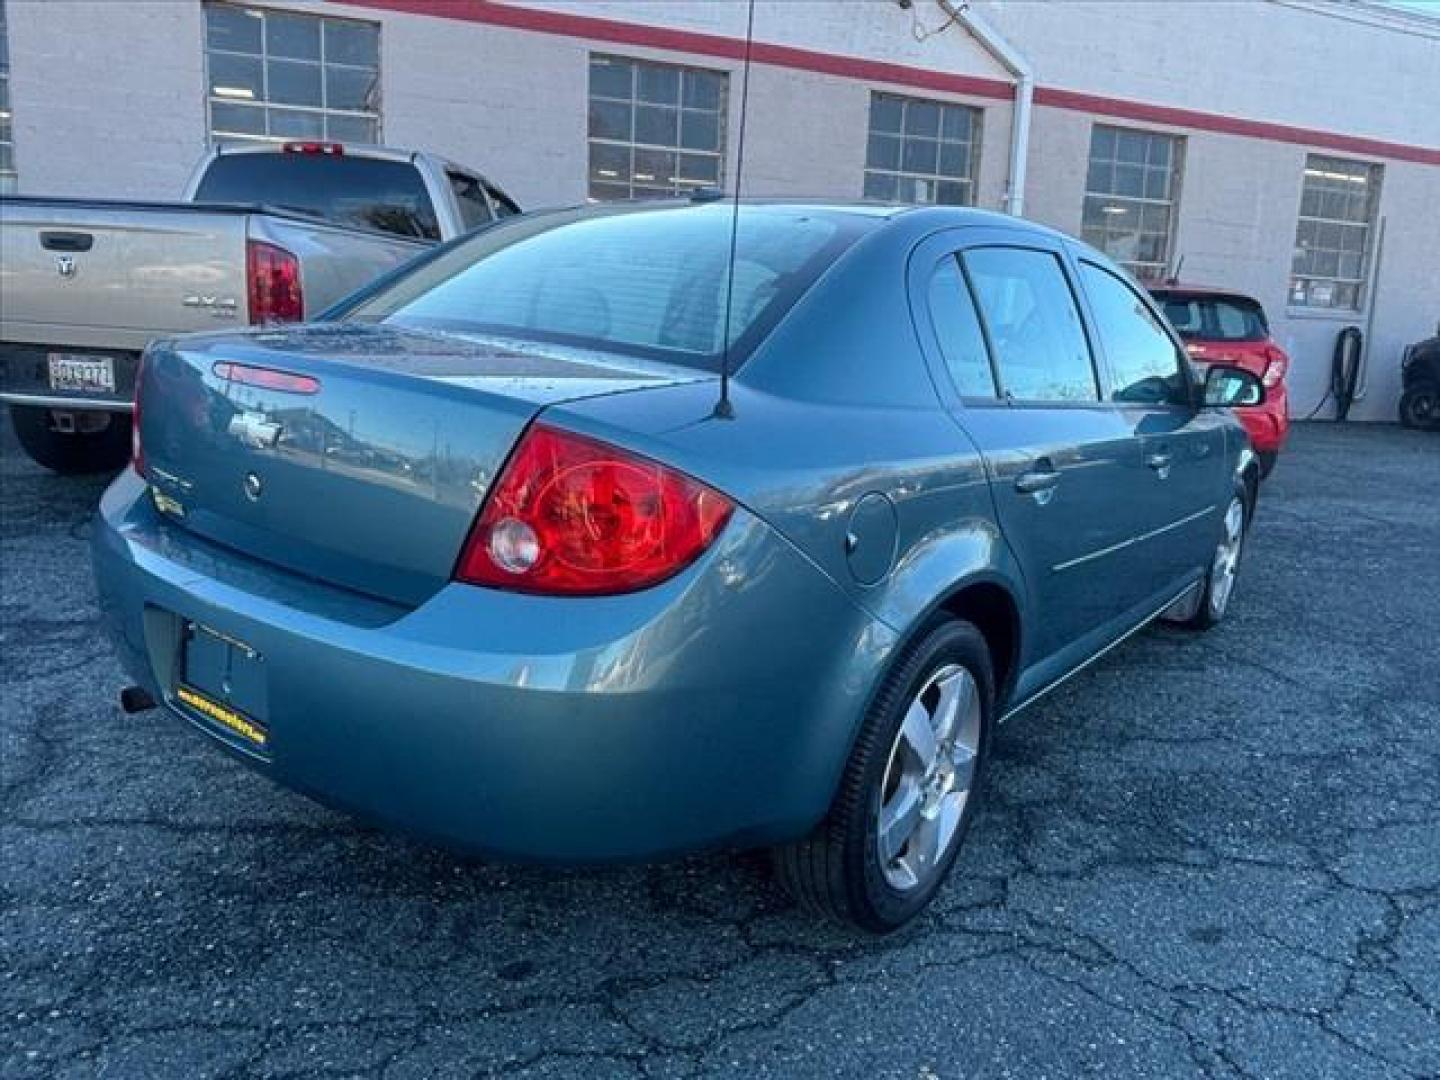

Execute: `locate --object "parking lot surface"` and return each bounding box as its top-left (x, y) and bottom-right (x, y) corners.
top-left (2, 417), bottom-right (1438, 1079)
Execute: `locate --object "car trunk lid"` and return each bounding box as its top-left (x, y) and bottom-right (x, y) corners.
top-left (139, 323), bottom-right (704, 606)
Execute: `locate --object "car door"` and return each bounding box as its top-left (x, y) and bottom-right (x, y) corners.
top-left (918, 238), bottom-right (1151, 677)
top-left (1074, 258), bottom-right (1226, 600)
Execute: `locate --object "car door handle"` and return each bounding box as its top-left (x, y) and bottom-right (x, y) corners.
top-left (40, 230), bottom-right (95, 252)
top-left (1145, 452), bottom-right (1173, 472)
top-left (1015, 469), bottom-right (1061, 494)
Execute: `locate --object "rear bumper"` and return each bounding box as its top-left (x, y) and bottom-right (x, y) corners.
top-left (0, 341), bottom-right (139, 412)
top-left (92, 469), bottom-right (895, 862)
top-left (1238, 386), bottom-right (1289, 454)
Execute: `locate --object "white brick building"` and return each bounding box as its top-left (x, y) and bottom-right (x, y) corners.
top-left (3, 0), bottom-right (1438, 419)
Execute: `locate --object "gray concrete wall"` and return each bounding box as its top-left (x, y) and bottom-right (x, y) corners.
top-left (3, 0), bottom-right (1436, 419)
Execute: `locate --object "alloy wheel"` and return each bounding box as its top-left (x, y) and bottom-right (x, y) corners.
top-left (876, 663), bottom-right (982, 892)
top-left (1208, 497), bottom-right (1245, 619)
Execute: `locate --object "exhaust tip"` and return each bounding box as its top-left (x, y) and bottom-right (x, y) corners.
top-left (119, 686), bottom-right (157, 714)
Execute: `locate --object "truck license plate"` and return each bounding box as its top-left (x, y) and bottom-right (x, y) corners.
top-left (47, 353), bottom-right (116, 393)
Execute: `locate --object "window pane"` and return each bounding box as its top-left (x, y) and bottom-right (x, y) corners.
top-left (1080, 263), bottom-right (1184, 405)
top-left (447, 171), bottom-right (492, 231)
top-left (904, 100), bottom-right (940, 139)
top-left (632, 147), bottom-right (675, 187)
top-left (683, 69), bottom-right (723, 110)
top-left (902, 137), bottom-right (939, 175)
top-left (267, 107), bottom-right (324, 138)
top-left (635, 104), bottom-right (678, 146)
top-left (1084, 126), bottom-right (1182, 279)
top-left (589, 56), bottom-right (632, 99)
top-left (211, 101), bottom-right (266, 137)
top-left (963, 248), bottom-right (1097, 402)
top-left (927, 258), bottom-right (996, 397)
top-left (207, 5), bottom-right (262, 53)
top-left (871, 95), bottom-right (903, 134)
top-left (863, 171), bottom-right (897, 201)
top-left (679, 110), bottom-right (719, 152)
top-left (589, 141), bottom-right (630, 184)
top-left (941, 106), bottom-right (972, 142)
top-left (1291, 154), bottom-right (1381, 308)
top-left (267, 12), bottom-right (320, 59)
top-left (637, 64), bottom-right (680, 105)
top-left (209, 52), bottom-right (263, 101)
top-left (325, 113), bottom-right (377, 143)
top-left (324, 19), bottom-right (379, 66)
top-left (268, 60), bottom-right (322, 107)
top-left (677, 152), bottom-right (719, 187)
top-left (326, 66), bottom-right (378, 112)
top-left (867, 132), bottom-right (900, 171)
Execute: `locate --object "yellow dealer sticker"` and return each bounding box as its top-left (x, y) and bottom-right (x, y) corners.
top-left (176, 685), bottom-right (268, 749)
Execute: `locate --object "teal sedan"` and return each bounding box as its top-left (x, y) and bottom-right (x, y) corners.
top-left (93, 201), bottom-right (1265, 930)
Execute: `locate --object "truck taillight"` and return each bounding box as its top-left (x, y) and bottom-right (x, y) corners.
top-left (455, 425), bottom-right (734, 595)
top-left (246, 240), bottom-right (304, 325)
top-left (1262, 345), bottom-right (1289, 388)
top-left (132, 353), bottom-right (146, 477)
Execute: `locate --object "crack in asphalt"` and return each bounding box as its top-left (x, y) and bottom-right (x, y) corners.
top-left (2, 421), bottom-right (1438, 1079)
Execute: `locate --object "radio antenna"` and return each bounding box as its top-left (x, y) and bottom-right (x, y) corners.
top-left (713, 0), bottom-right (756, 421)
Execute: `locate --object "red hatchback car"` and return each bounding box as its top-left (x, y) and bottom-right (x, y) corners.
top-left (1150, 285), bottom-right (1290, 477)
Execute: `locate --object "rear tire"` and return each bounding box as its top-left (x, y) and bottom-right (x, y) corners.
top-left (9, 405), bottom-right (131, 475)
top-left (1399, 383), bottom-right (1440, 430)
top-left (773, 619), bottom-right (994, 932)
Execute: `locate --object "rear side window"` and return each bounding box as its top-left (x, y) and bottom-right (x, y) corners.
top-left (962, 248), bottom-right (1098, 402)
top-left (1080, 263), bottom-right (1186, 405)
top-left (195, 152), bottom-right (440, 240)
top-left (447, 171), bottom-right (493, 232)
top-left (926, 258), bottom-right (996, 397)
top-left (1158, 295), bottom-right (1268, 342)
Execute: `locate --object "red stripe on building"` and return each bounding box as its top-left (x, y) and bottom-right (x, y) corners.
top-left (343, 0), bottom-right (1440, 167)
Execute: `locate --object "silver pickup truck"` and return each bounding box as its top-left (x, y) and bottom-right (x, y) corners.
top-left (0, 141), bottom-right (519, 472)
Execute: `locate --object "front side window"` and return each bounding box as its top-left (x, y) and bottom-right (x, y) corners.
top-left (204, 3), bottom-right (380, 144)
top-left (447, 171), bottom-right (493, 232)
top-left (344, 206), bottom-right (872, 371)
top-left (587, 54), bottom-right (726, 201)
top-left (963, 248), bottom-right (1098, 403)
top-left (926, 258), bottom-right (996, 397)
top-left (1081, 125), bottom-right (1183, 282)
top-left (0, 0), bottom-right (15, 193)
top-left (863, 93), bottom-right (981, 206)
top-left (1290, 155), bottom-right (1381, 311)
top-left (1080, 262), bottom-right (1186, 405)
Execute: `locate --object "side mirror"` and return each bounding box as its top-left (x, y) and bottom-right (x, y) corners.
top-left (1203, 364), bottom-right (1265, 408)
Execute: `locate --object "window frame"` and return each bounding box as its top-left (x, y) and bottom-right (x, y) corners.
top-left (1075, 257), bottom-right (1194, 409)
top-left (586, 53), bottom-right (728, 202)
top-left (1288, 153), bottom-right (1383, 313)
top-left (1081, 124), bottom-right (1185, 284)
top-left (862, 91), bottom-right (982, 207)
top-left (202, 2), bottom-right (382, 146)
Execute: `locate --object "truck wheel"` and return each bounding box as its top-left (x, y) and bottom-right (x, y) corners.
top-left (773, 619), bottom-right (994, 932)
top-left (9, 405), bottom-right (132, 475)
top-left (1399, 383), bottom-right (1439, 430)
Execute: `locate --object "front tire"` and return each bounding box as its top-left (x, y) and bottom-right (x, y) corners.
top-left (1177, 493), bottom-right (1248, 631)
top-left (9, 405), bottom-right (132, 475)
top-left (1399, 383), bottom-right (1440, 430)
top-left (773, 619), bottom-right (994, 932)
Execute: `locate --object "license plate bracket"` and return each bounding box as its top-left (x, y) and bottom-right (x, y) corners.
top-left (178, 622), bottom-right (269, 753)
top-left (47, 352), bottom-right (116, 394)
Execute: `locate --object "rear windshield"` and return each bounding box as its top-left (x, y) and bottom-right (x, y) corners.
top-left (1156, 294), bottom-right (1268, 342)
top-left (341, 205), bottom-right (870, 371)
top-left (195, 152), bottom-right (439, 240)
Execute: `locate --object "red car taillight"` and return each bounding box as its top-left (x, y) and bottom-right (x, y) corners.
top-left (1262, 345), bottom-right (1289, 389)
top-left (455, 425), bottom-right (735, 595)
top-left (246, 240), bottom-right (304, 325)
top-left (132, 353), bottom-right (146, 477)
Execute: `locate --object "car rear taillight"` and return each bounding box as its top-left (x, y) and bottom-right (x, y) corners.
top-left (132, 353), bottom-right (146, 477)
top-left (1262, 344), bottom-right (1289, 388)
top-left (455, 424), bottom-right (735, 595)
top-left (246, 240), bottom-right (304, 325)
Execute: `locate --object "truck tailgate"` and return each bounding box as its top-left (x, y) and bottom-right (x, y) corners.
top-left (0, 199), bottom-right (251, 350)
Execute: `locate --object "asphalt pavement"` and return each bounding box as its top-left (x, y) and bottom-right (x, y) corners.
top-left (2, 416), bottom-right (1437, 1079)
